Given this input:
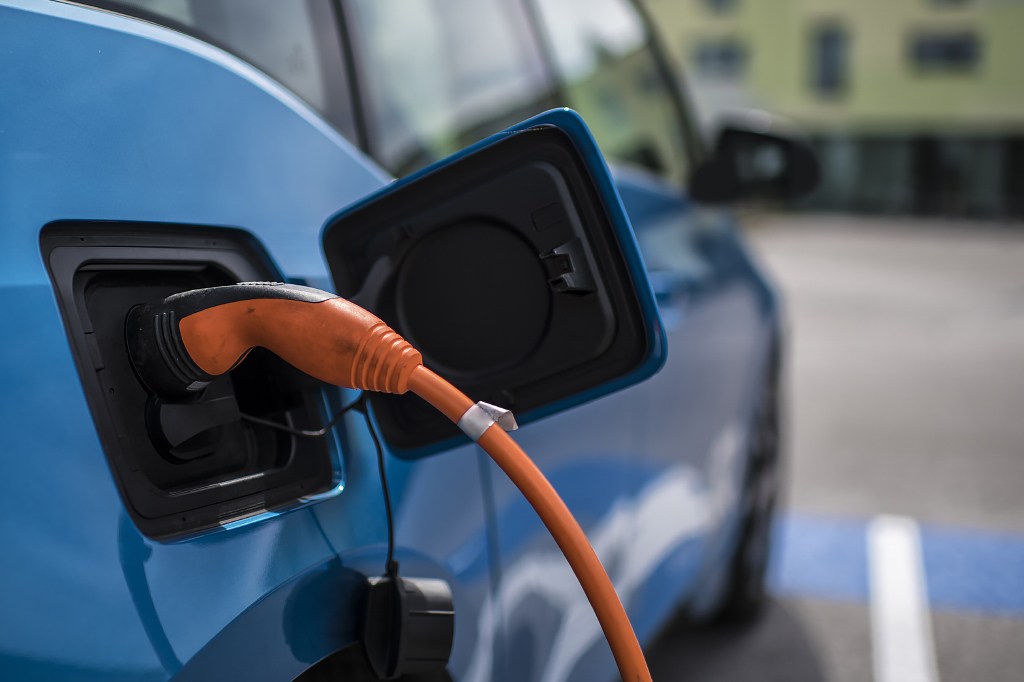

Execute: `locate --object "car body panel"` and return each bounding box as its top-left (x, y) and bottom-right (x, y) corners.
top-left (0, 2), bottom-right (428, 678)
top-left (0, 1), bottom-right (782, 680)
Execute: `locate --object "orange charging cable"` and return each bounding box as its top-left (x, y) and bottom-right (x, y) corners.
top-left (129, 285), bottom-right (653, 682)
top-left (408, 365), bottom-right (652, 682)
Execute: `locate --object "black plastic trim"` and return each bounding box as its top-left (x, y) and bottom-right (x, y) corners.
top-left (41, 221), bottom-right (338, 540)
top-left (323, 126), bottom-right (650, 453)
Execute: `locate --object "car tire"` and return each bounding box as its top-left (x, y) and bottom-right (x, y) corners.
top-left (714, 368), bottom-right (782, 624)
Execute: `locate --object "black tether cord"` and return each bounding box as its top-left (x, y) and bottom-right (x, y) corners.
top-left (239, 395), bottom-right (363, 437)
top-left (360, 402), bottom-right (398, 578)
top-left (239, 393), bottom-right (397, 578)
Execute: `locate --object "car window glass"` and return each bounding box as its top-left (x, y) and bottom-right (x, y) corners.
top-left (96, 0), bottom-right (358, 140)
top-left (531, 0), bottom-right (690, 185)
top-left (348, 0), bottom-right (558, 176)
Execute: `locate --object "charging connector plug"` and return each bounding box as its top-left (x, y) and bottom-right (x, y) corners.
top-left (126, 282), bottom-right (421, 400)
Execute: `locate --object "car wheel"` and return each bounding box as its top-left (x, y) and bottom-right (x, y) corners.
top-left (715, 370), bottom-right (782, 624)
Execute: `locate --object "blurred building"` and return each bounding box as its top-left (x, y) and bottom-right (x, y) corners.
top-left (645, 0), bottom-right (1024, 218)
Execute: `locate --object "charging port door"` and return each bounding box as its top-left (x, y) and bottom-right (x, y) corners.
top-left (322, 109), bottom-right (665, 455)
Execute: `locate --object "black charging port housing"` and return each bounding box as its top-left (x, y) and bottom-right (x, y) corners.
top-left (42, 222), bottom-right (339, 540)
top-left (323, 125), bottom-right (653, 454)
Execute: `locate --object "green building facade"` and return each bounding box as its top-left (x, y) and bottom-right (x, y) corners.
top-left (645, 0), bottom-right (1024, 217)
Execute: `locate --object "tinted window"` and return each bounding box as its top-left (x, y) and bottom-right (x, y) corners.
top-left (347, 0), bottom-right (558, 175)
top-left (811, 23), bottom-right (848, 97)
top-left (911, 32), bottom-right (981, 72)
top-left (93, 0), bottom-right (358, 139)
top-left (693, 39), bottom-right (748, 79)
top-left (531, 0), bottom-right (691, 185)
top-left (704, 0), bottom-right (739, 14)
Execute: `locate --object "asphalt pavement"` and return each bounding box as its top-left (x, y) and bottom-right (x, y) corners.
top-left (648, 215), bottom-right (1024, 682)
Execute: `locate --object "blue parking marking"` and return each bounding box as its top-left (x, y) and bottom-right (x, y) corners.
top-left (768, 514), bottom-right (869, 601)
top-left (920, 524), bottom-right (1024, 616)
top-left (768, 513), bottom-right (1024, 617)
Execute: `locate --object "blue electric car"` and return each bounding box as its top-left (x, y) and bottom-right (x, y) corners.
top-left (0, 1), bottom-right (817, 679)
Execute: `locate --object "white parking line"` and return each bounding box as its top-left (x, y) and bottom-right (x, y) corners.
top-left (868, 515), bottom-right (940, 682)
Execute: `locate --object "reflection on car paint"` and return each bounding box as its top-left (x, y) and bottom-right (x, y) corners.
top-left (462, 420), bottom-right (744, 681)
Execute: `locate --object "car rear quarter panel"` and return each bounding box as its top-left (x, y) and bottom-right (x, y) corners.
top-left (0, 2), bottom-right (491, 679)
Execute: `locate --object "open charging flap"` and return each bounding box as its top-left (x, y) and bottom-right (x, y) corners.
top-left (322, 109), bottom-right (665, 455)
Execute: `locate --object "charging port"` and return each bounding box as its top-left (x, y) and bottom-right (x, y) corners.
top-left (42, 222), bottom-right (338, 539)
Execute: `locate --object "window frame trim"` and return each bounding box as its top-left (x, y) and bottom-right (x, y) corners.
top-left (520, 0), bottom-right (707, 181)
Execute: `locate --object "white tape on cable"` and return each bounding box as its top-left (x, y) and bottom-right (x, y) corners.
top-left (457, 401), bottom-right (518, 441)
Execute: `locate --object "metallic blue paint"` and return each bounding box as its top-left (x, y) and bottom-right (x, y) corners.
top-left (0, 1), bottom-right (782, 680)
top-left (0, 2), bottom-right (392, 677)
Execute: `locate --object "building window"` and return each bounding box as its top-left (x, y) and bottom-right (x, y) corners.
top-left (702, 0), bottom-right (738, 14)
top-left (692, 40), bottom-right (748, 79)
top-left (910, 32), bottom-right (981, 72)
top-left (810, 23), bottom-right (848, 96)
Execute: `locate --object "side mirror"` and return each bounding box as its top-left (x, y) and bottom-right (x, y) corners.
top-left (689, 110), bottom-right (821, 204)
top-left (322, 109), bottom-right (664, 454)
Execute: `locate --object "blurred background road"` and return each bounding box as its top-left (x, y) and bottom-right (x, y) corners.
top-left (755, 215), bottom-right (1024, 533)
top-left (647, 215), bottom-right (1024, 681)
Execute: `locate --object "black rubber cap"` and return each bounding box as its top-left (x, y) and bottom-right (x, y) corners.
top-left (363, 574), bottom-right (455, 679)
